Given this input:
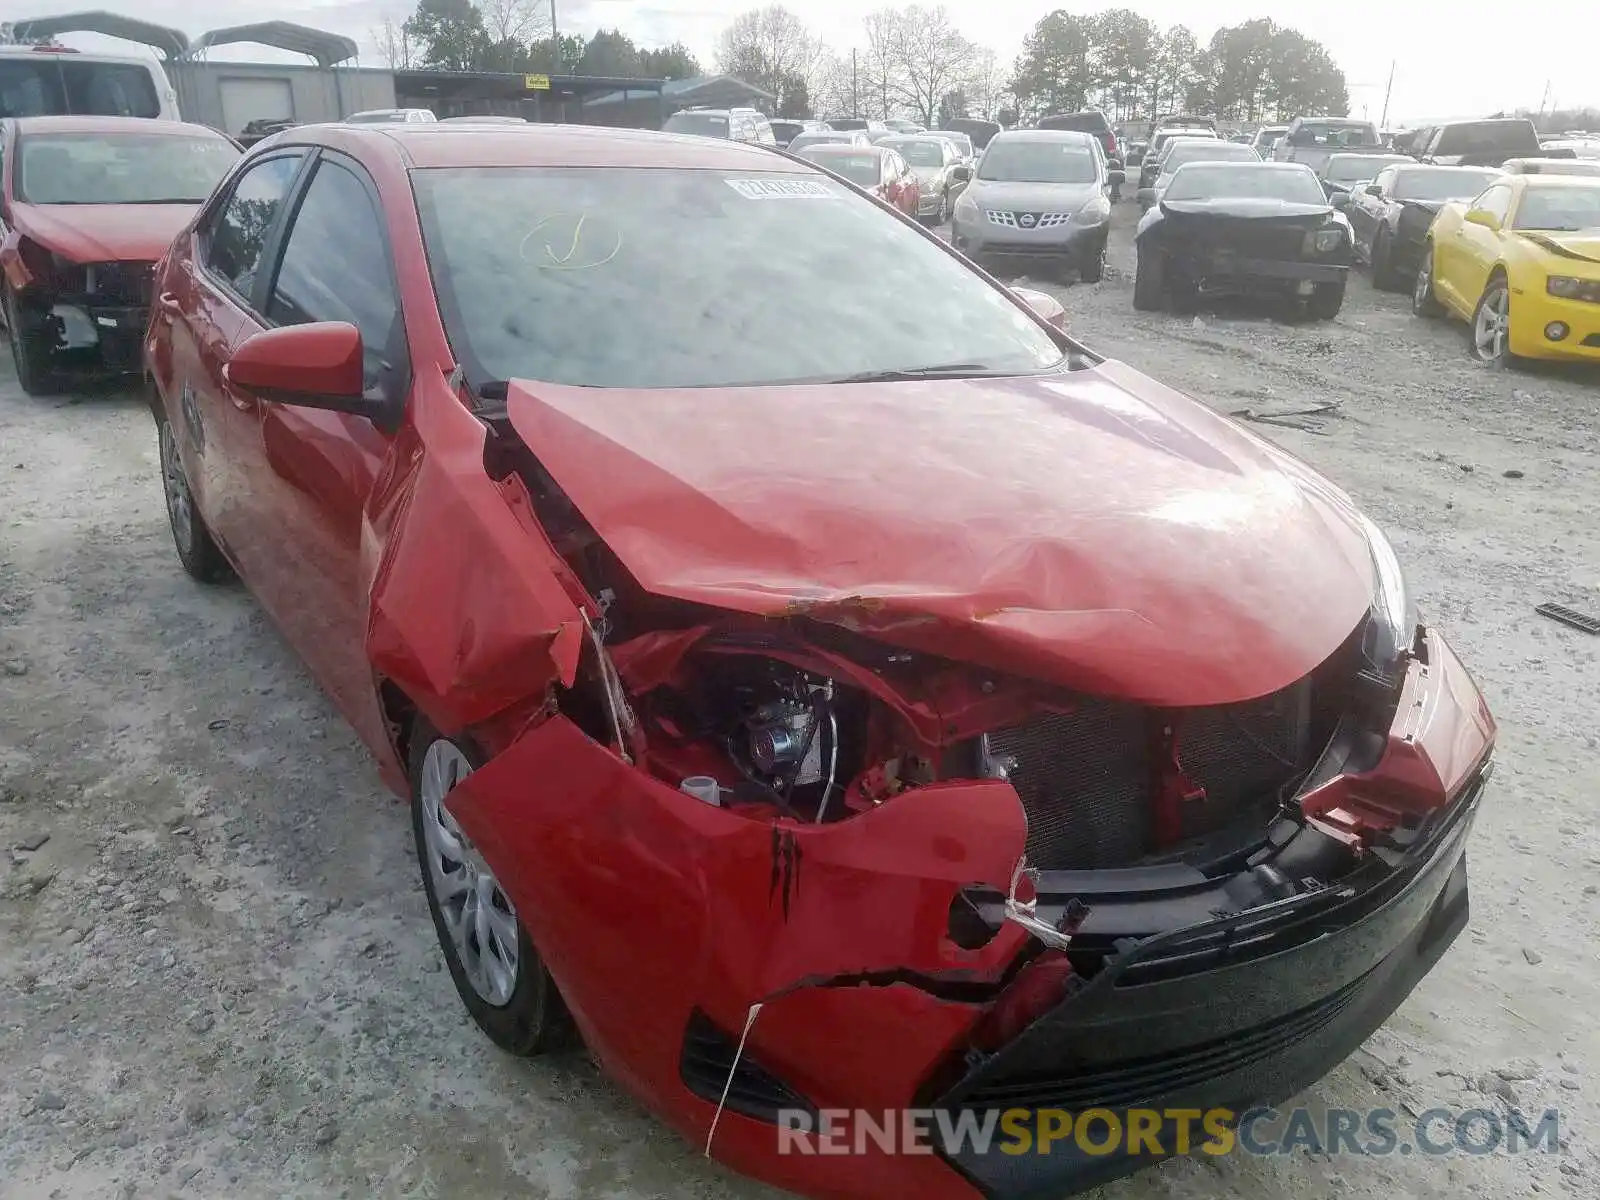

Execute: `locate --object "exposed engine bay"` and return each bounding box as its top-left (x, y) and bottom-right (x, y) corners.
top-left (484, 418), bottom-right (1443, 984)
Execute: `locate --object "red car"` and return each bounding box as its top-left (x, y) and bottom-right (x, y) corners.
top-left (797, 142), bottom-right (921, 216)
top-left (145, 123), bottom-right (1494, 1200)
top-left (1, 115), bottom-right (240, 393)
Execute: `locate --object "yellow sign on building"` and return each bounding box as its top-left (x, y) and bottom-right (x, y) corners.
top-left (523, 74), bottom-right (551, 91)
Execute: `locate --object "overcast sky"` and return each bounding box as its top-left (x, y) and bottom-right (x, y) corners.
top-left (12, 0), bottom-right (1597, 125)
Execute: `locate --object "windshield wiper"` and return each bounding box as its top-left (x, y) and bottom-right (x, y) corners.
top-left (832, 362), bottom-right (1015, 383)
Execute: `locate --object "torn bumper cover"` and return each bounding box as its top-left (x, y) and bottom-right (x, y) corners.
top-left (443, 627), bottom-right (1491, 1200)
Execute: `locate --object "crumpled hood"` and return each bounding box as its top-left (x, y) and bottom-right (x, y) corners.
top-left (1517, 230), bottom-right (1600, 264)
top-left (967, 179), bottom-right (1099, 213)
top-left (507, 364), bottom-right (1376, 707)
top-left (8, 201), bottom-right (197, 264)
top-left (1161, 197), bottom-right (1333, 220)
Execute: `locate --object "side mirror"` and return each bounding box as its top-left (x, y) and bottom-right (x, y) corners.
top-left (1137, 187), bottom-right (1156, 206)
top-left (1364, 182), bottom-right (1384, 196)
top-left (1010, 286), bottom-right (1067, 330)
top-left (1331, 192), bottom-right (1350, 210)
top-left (226, 322), bottom-right (388, 423)
top-left (950, 164), bottom-right (972, 182)
top-left (1107, 169), bottom-right (1126, 186)
top-left (1464, 208), bottom-right (1501, 231)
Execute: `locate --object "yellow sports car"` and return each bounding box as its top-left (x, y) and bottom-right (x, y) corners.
top-left (1413, 173), bottom-right (1600, 365)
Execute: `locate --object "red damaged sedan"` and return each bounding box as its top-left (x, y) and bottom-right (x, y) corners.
top-left (144, 123), bottom-right (1494, 1199)
top-left (1, 115), bottom-right (240, 393)
top-left (796, 142), bottom-right (922, 217)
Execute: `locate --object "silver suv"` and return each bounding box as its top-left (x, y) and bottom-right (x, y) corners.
top-left (661, 106), bottom-right (776, 146)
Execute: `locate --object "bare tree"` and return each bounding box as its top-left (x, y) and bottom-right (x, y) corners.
top-left (869, 5), bottom-right (978, 128)
top-left (715, 5), bottom-right (827, 113)
top-left (964, 46), bottom-right (1003, 121)
top-left (479, 0), bottom-right (552, 47)
top-left (859, 10), bottom-right (904, 120)
top-left (371, 14), bottom-right (417, 70)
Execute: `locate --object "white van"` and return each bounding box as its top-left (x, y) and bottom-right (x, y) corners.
top-left (0, 43), bottom-right (180, 121)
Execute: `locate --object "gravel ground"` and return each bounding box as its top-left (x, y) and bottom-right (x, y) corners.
top-left (2, 201), bottom-right (1598, 1200)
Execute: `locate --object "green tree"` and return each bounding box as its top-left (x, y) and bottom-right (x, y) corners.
top-left (938, 89), bottom-right (968, 127)
top-left (404, 0), bottom-right (489, 70)
top-left (1010, 10), bottom-right (1095, 121)
top-left (1147, 26), bottom-right (1199, 118)
top-left (1088, 9), bottom-right (1157, 121)
top-left (578, 28), bottom-right (642, 76)
top-left (524, 33), bottom-right (586, 74)
top-left (777, 73), bottom-right (812, 118)
top-left (639, 42), bottom-right (701, 79)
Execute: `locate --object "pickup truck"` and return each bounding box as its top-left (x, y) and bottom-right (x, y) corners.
top-left (1272, 117), bottom-right (1384, 176)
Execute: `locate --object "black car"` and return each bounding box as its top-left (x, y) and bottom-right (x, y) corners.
top-left (1343, 163), bottom-right (1505, 290)
top-left (1036, 109), bottom-right (1121, 166)
top-left (1316, 152), bottom-right (1412, 202)
top-left (944, 116), bottom-right (1002, 149)
top-left (1419, 118), bottom-right (1540, 167)
top-left (1133, 161), bottom-right (1352, 319)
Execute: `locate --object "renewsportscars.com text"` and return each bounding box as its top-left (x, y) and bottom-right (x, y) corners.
top-left (776, 1106), bottom-right (1562, 1158)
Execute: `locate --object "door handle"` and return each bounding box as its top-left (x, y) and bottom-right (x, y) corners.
top-left (156, 292), bottom-right (181, 320)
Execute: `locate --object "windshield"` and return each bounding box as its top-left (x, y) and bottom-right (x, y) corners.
top-left (15, 132), bottom-right (240, 205)
top-left (1162, 143), bottom-right (1258, 174)
top-left (1292, 122), bottom-right (1379, 147)
top-left (801, 151), bottom-right (881, 187)
top-left (891, 140), bottom-right (946, 168)
top-left (0, 59), bottom-right (160, 119)
top-left (936, 133), bottom-right (972, 156)
top-left (979, 141), bottom-right (1096, 184)
top-left (413, 167), bottom-right (1062, 389)
top-left (1326, 155), bottom-right (1405, 182)
top-left (1393, 168), bottom-right (1502, 201)
top-left (1513, 183), bottom-right (1600, 232)
top-left (1165, 165), bottom-right (1324, 204)
top-left (662, 111), bottom-right (729, 137)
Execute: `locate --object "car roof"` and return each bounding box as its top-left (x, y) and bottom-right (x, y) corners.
top-left (1516, 173), bottom-right (1600, 190)
top-left (9, 115), bottom-right (223, 138)
top-left (283, 122), bottom-right (811, 172)
top-left (1173, 160), bottom-right (1315, 175)
top-left (988, 129), bottom-right (1095, 145)
top-left (802, 143), bottom-right (888, 157)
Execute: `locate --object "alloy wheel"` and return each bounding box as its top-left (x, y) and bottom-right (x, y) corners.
top-left (159, 421), bottom-right (194, 554)
top-left (1473, 283), bottom-right (1510, 364)
top-left (418, 740), bottom-right (520, 1007)
top-left (1413, 254), bottom-right (1432, 310)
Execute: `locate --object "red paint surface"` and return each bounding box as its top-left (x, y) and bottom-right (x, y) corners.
top-left (227, 321), bottom-right (364, 398)
top-left (507, 364), bottom-right (1375, 708)
top-left (6, 201), bottom-right (200, 264)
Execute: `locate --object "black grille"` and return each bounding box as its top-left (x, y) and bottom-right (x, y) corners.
top-left (1584, 333), bottom-right (1600, 347)
top-left (86, 262), bottom-right (155, 305)
top-left (987, 686), bottom-right (1308, 870)
top-left (947, 970), bottom-right (1366, 1112)
top-left (679, 1010), bottom-right (814, 1124)
top-left (989, 700), bottom-right (1150, 869)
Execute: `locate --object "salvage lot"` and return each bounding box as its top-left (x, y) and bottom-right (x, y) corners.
top-left (1, 198), bottom-right (1598, 1199)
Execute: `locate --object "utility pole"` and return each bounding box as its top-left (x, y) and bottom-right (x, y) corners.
top-left (1538, 79), bottom-right (1551, 116)
top-left (852, 48), bottom-right (858, 118)
top-left (549, 0), bottom-right (560, 71)
top-left (1379, 59), bottom-right (1395, 128)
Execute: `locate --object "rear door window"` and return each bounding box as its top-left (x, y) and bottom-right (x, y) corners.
top-left (0, 58), bottom-right (160, 119)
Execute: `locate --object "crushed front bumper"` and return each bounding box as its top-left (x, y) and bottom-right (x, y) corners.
top-left (446, 628), bottom-right (1492, 1200)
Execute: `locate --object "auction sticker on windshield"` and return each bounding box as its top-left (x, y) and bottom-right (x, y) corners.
top-left (726, 178), bottom-right (836, 199)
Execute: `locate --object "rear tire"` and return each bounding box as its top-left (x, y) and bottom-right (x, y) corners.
top-left (1412, 242), bottom-right (1444, 317)
top-left (410, 719), bottom-right (573, 1057)
top-left (1370, 227), bottom-right (1402, 291)
top-left (1133, 248), bottom-right (1165, 311)
top-left (157, 408), bottom-right (234, 584)
top-left (4, 285), bottom-right (57, 397)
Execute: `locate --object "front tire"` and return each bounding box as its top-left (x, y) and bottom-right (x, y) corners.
top-left (1412, 243), bottom-right (1444, 316)
top-left (1307, 279), bottom-right (1346, 320)
top-left (410, 721), bottom-right (571, 1057)
top-left (1469, 273), bottom-right (1518, 367)
top-left (1133, 248), bottom-right (1165, 311)
top-left (1079, 235), bottom-right (1107, 283)
top-left (157, 409), bottom-right (234, 584)
top-left (4, 285), bottom-right (57, 396)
